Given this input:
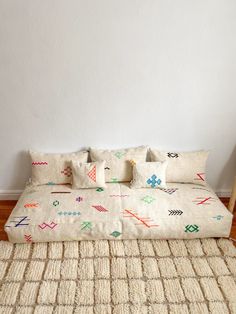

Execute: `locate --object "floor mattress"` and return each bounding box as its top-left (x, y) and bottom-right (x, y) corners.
top-left (4, 182), bottom-right (233, 243)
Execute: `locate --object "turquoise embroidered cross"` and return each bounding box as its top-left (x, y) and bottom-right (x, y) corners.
top-left (147, 175), bottom-right (161, 188)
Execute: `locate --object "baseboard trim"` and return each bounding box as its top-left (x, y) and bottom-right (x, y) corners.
top-left (0, 190), bottom-right (23, 200)
top-left (0, 189), bottom-right (232, 200)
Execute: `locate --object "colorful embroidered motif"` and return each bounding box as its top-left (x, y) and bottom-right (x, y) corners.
top-left (192, 197), bottom-right (216, 205)
top-left (167, 153), bottom-right (179, 158)
top-left (194, 173), bottom-right (205, 182)
top-left (38, 222), bottom-right (57, 230)
top-left (53, 200), bottom-right (59, 206)
top-left (114, 151), bottom-right (126, 159)
top-left (46, 182), bottom-right (56, 185)
top-left (141, 195), bottom-right (155, 204)
top-left (81, 221), bottom-right (92, 230)
top-left (58, 211), bottom-right (81, 216)
top-left (160, 188), bottom-right (178, 195)
top-left (87, 165), bottom-right (96, 182)
top-left (111, 231), bottom-right (121, 238)
top-left (24, 234), bottom-right (32, 242)
top-left (5, 216), bottom-right (30, 228)
top-left (61, 166), bottom-right (72, 177)
top-left (92, 205), bottom-right (108, 212)
top-left (96, 187), bottom-right (104, 192)
top-left (147, 175), bottom-right (161, 188)
top-left (129, 159), bottom-right (136, 166)
top-left (185, 225), bottom-right (199, 233)
top-left (111, 178), bottom-right (118, 183)
top-left (168, 210), bottom-right (183, 216)
top-left (24, 203), bottom-right (38, 208)
top-left (32, 161), bottom-right (48, 165)
top-left (76, 196), bottom-right (83, 203)
top-left (123, 209), bottom-right (159, 228)
top-left (213, 215), bottom-right (224, 221)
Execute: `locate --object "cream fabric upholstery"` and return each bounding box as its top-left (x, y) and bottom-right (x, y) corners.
top-left (131, 161), bottom-right (167, 189)
top-left (5, 182), bottom-right (233, 243)
top-left (71, 161), bottom-right (106, 189)
top-left (90, 146), bottom-right (148, 182)
top-left (30, 151), bottom-right (88, 185)
top-left (150, 149), bottom-right (209, 185)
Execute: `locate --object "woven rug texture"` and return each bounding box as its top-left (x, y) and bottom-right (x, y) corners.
top-left (0, 238), bottom-right (236, 314)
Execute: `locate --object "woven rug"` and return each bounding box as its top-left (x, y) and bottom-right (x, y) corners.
top-left (0, 239), bottom-right (236, 314)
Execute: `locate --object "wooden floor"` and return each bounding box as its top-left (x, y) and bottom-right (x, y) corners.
top-left (0, 199), bottom-right (235, 243)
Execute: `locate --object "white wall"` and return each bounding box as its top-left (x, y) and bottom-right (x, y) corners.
top-left (0, 0), bottom-right (236, 198)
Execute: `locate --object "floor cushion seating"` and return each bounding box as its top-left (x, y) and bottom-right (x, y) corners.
top-left (4, 182), bottom-right (233, 243)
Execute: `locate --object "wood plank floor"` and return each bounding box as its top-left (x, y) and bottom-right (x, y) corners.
top-left (0, 199), bottom-right (235, 244)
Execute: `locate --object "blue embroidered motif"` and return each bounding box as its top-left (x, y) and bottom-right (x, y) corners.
top-left (146, 175), bottom-right (162, 188)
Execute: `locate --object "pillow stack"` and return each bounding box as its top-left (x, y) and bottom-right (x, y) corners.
top-left (29, 147), bottom-right (209, 189)
top-left (90, 146), bottom-right (148, 183)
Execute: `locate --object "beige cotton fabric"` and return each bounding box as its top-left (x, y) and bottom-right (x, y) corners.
top-left (150, 149), bottom-right (209, 185)
top-left (30, 151), bottom-right (88, 185)
top-left (0, 238), bottom-right (236, 312)
top-left (90, 146), bottom-right (148, 182)
top-left (5, 182), bottom-right (233, 243)
top-left (131, 161), bottom-right (167, 189)
top-left (71, 161), bottom-right (106, 189)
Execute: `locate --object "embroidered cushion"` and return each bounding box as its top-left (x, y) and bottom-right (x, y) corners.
top-left (150, 149), bottom-right (209, 185)
top-left (130, 161), bottom-right (167, 189)
top-left (90, 146), bottom-right (148, 182)
top-left (71, 161), bottom-right (106, 189)
top-left (30, 151), bottom-right (88, 185)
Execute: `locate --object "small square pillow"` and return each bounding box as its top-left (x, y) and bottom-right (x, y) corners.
top-left (150, 149), bottom-right (209, 185)
top-left (71, 161), bottom-right (106, 189)
top-left (30, 150), bottom-right (88, 185)
top-left (130, 161), bottom-right (167, 189)
top-left (90, 146), bottom-right (148, 182)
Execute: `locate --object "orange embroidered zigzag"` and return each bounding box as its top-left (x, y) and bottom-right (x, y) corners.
top-left (24, 203), bottom-right (39, 208)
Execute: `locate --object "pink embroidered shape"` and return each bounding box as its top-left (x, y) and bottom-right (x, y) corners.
top-left (24, 234), bottom-right (32, 242)
top-left (61, 167), bottom-right (72, 177)
top-left (87, 165), bottom-right (96, 182)
top-left (38, 222), bottom-right (58, 230)
top-left (192, 197), bottom-right (216, 205)
top-left (32, 162), bottom-right (48, 165)
top-left (123, 209), bottom-right (159, 228)
top-left (194, 173), bottom-right (205, 181)
top-left (92, 205), bottom-right (108, 212)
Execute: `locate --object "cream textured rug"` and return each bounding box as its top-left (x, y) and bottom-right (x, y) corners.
top-left (0, 239), bottom-right (236, 314)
